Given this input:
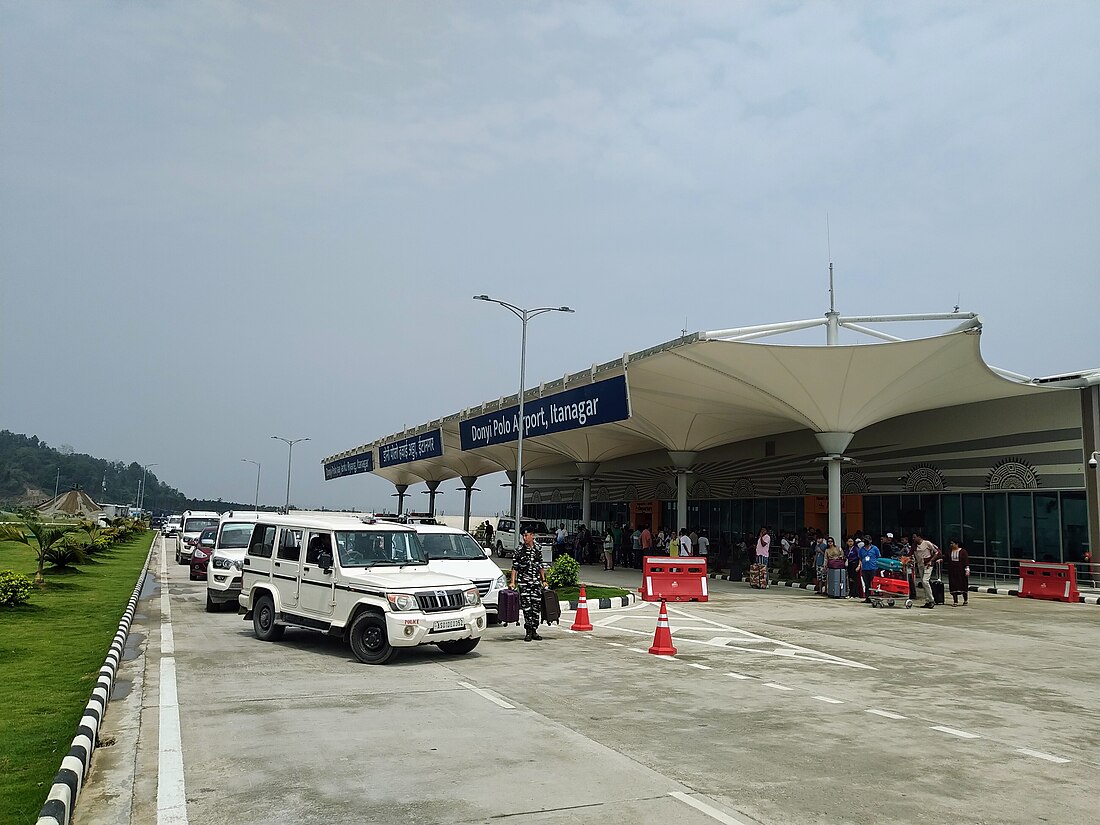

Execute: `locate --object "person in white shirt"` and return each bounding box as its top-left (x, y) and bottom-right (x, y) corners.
top-left (696, 530), bottom-right (710, 556)
top-left (678, 528), bottom-right (693, 556)
top-left (755, 527), bottom-right (770, 566)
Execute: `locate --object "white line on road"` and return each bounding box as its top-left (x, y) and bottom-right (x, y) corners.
top-left (457, 681), bottom-right (515, 710)
top-left (813, 696), bottom-right (844, 704)
top-left (687, 663), bottom-right (712, 670)
top-left (653, 654), bottom-right (677, 661)
top-left (866, 709), bottom-right (907, 720)
top-left (726, 672), bottom-right (751, 680)
top-left (628, 647), bottom-right (649, 654)
top-left (1016, 747), bottom-right (1071, 764)
top-left (763, 682), bottom-right (794, 691)
top-left (157, 658), bottom-right (188, 824)
top-left (606, 642), bottom-right (624, 647)
top-left (930, 725), bottom-right (980, 739)
top-left (669, 791), bottom-right (753, 825)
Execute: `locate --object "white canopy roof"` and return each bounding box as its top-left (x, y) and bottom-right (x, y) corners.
top-left (325, 319), bottom-right (1091, 486)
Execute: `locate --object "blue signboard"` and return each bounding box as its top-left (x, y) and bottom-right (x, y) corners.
top-left (379, 428), bottom-right (444, 468)
top-left (460, 375), bottom-right (630, 451)
top-left (324, 450), bottom-right (375, 481)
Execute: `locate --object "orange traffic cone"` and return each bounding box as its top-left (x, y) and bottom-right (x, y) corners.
top-left (571, 584), bottom-right (594, 631)
top-left (648, 599), bottom-right (676, 656)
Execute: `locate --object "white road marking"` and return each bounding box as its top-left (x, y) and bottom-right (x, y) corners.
top-left (866, 709), bottom-right (907, 720)
top-left (930, 725), bottom-right (980, 739)
top-left (606, 642), bottom-right (625, 647)
top-left (763, 682), bottom-right (794, 691)
top-left (457, 681), bottom-right (515, 710)
top-left (628, 647), bottom-right (649, 654)
top-left (726, 672), bottom-right (751, 680)
top-left (1016, 747), bottom-right (1070, 764)
top-left (654, 654), bottom-right (677, 661)
top-left (669, 791), bottom-right (753, 825)
top-left (813, 696), bottom-right (844, 704)
top-left (157, 537), bottom-right (188, 825)
top-left (687, 663), bottom-right (712, 670)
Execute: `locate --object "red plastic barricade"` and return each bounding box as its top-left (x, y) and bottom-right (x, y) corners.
top-left (640, 556), bottom-right (709, 602)
top-left (1017, 561), bottom-right (1080, 604)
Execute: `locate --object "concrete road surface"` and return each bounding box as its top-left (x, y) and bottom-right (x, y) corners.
top-left (76, 537), bottom-right (1100, 824)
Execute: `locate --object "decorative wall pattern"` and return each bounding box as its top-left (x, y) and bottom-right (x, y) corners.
top-left (780, 475), bottom-right (807, 496)
top-left (904, 464), bottom-right (946, 492)
top-left (842, 470), bottom-right (869, 494)
top-left (654, 481), bottom-right (675, 500)
top-left (732, 478), bottom-right (755, 498)
top-left (689, 480), bottom-right (712, 498)
top-left (987, 458), bottom-right (1040, 490)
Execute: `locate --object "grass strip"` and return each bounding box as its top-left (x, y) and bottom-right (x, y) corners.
top-left (0, 531), bottom-right (152, 822)
top-left (555, 585), bottom-right (630, 601)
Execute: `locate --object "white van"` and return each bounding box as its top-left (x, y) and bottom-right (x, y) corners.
top-left (206, 512), bottom-right (263, 612)
top-left (176, 510), bottom-right (222, 565)
top-left (238, 514), bottom-right (485, 664)
top-left (493, 517), bottom-right (554, 562)
top-left (410, 524), bottom-right (507, 622)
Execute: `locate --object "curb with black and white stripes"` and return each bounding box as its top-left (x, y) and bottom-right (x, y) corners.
top-left (562, 592), bottom-right (637, 611)
top-left (36, 541), bottom-right (154, 825)
top-left (708, 572), bottom-right (1100, 604)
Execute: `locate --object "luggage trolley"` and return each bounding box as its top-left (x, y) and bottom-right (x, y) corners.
top-left (868, 556), bottom-right (913, 609)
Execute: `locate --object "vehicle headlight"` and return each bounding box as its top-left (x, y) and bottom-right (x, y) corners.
top-left (464, 587), bottom-right (480, 607)
top-left (212, 557), bottom-right (232, 570)
top-left (493, 575), bottom-right (506, 591)
top-left (386, 593), bottom-right (419, 612)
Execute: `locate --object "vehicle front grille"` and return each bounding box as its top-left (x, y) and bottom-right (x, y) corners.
top-left (471, 579), bottom-right (492, 597)
top-left (416, 589), bottom-right (467, 613)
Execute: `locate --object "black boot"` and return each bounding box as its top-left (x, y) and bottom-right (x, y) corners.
top-left (524, 631), bottom-right (534, 641)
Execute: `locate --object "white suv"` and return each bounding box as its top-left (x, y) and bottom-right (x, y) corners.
top-left (238, 515), bottom-right (486, 664)
top-left (176, 510), bottom-right (222, 565)
top-left (163, 515), bottom-right (182, 537)
top-left (410, 523), bottom-right (507, 622)
top-left (206, 513), bottom-right (262, 612)
top-left (494, 518), bottom-right (554, 562)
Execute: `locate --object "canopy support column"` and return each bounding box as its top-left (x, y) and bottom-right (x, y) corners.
top-left (504, 470), bottom-right (518, 518)
top-left (458, 476), bottom-right (479, 533)
top-left (667, 451), bottom-right (697, 533)
top-left (393, 483), bottom-right (409, 515)
top-left (815, 433), bottom-right (855, 543)
top-left (424, 480), bottom-right (441, 518)
top-left (576, 462), bottom-right (600, 527)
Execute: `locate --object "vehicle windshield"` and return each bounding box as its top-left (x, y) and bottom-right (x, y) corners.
top-left (199, 527), bottom-right (218, 541)
top-left (218, 523), bottom-right (254, 549)
top-left (334, 530), bottom-right (427, 567)
top-left (420, 532), bottom-right (487, 560)
top-left (520, 521), bottom-right (549, 534)
top-left (183, 517), bottom-right (220, 533)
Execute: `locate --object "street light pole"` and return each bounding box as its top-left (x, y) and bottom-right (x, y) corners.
top-left (139, 463), bottom-right (158, 511)
top-left (242, 459), bottom-right (261, 513)
top-left (473, 295), bottom-right (574, 523)
top-left (271, 436), bottom-right (310, 514)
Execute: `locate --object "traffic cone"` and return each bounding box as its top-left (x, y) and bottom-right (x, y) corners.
top-left (571, 584), bottom-right (593, 631)
top-left (648, 600), bottom-right (676, 656)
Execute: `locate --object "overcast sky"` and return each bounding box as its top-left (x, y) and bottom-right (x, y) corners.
top-left (2, 1), bottom-right (1097, 515)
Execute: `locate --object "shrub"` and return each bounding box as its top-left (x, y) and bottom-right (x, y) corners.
top-left (0, 570), bottom-right (33, 606)
top-left (546, 554), bottom-right (580, 590)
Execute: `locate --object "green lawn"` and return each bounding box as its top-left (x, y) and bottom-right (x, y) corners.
top-left (0, 531), bottom-right (152, 822)
top-left (556, 584), bottom-right (631, 601)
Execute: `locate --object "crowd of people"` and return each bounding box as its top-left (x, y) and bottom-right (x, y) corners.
top-left (550, 521), bottom-right (973, 608)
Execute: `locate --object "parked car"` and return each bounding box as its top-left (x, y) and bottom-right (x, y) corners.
top-left (176, 510), bottom-right (221, 565)
top-left (238, 514), bottom-right (485, 664)
top-left (493, 517), bottom-right (554, 562)
top-left (206, 512), bottom-right (263, 612)
top-left (189, 526), bottom-right (218, 581)
top-left (409, 523), bottom-right (507, 623)
top-left (163, 515), bottom-right (182, 537)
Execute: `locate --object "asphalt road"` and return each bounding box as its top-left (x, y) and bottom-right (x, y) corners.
top-left (76, 537), bottom-right (1099, 824)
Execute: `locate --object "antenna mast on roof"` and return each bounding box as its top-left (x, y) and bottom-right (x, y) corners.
top-left (826, 213), bottom-right (835, 314)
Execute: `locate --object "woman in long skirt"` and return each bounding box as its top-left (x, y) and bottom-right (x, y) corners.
top-left (945, 538), bottom-right (970, 605)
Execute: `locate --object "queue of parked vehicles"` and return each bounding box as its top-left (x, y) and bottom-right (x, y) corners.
top-left (159, 511), bottom-right (533, 665)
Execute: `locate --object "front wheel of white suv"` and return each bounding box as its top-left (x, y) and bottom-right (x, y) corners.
top-left (348, 612), bottom-right (397, 664)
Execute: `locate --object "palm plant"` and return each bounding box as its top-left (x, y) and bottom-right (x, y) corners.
top-left (77, 519), bottom-right (108, 555)
top-left (44, 535), bottom-right (88, 569)
top-left (0, 516), bottom-right (76, 584)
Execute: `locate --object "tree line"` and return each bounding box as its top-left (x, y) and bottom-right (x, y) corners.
top-left (0, 430), bottom-right (255, 513)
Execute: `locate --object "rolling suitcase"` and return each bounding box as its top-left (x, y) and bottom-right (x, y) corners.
top-left (497, 589), bottom-right (520, 625)
top-left (541, 589), bottom-right (562, 625)
top-left (748, 563), bottom-right (769, 589)
top-left (827, 566), bottom-right (848, 599)
top-left (931, 579), bottom-right (945, 605)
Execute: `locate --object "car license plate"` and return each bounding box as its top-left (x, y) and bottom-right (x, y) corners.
top-left (433, 618), bottom-right (465, 631)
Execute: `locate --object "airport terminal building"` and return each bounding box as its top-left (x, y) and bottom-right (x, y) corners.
top-left (323, 310), bottom-right (1099, 582)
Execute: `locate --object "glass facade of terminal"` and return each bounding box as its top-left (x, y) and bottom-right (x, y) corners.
top-left (526, 489), bottom-right (1090, 578)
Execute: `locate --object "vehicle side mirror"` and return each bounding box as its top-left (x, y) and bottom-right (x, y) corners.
top-left (201, 538), bottom-right (214, 548)
top-left (483, 546), bottom-right (492, 558)
top-left (318, 550), bottom-right (334, 572)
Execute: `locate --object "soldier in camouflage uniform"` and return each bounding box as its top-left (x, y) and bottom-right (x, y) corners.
top-left (510, 528), bottom-right (548, 641)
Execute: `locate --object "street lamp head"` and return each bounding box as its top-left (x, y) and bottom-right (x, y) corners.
top-left (473, 294), bottom-right (490, 301)
top-left (559, 306), bottom-right (574, 313)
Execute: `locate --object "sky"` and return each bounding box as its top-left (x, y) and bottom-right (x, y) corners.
top-left (2, 1), bottom-right (1097, 515)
